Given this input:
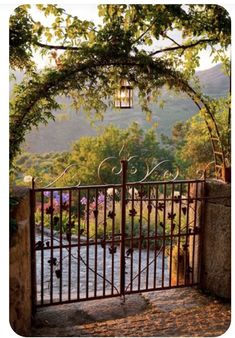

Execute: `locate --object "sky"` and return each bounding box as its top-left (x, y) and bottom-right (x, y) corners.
top-left (29, 3), bottom-right (230, 71)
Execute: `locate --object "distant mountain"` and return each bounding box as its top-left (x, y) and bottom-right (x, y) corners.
top-left (14, 64), bottom-right (229, 153)
top-left (196, 64), bottom-right (229, 97)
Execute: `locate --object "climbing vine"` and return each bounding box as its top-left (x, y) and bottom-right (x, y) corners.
top-left (10, 4), bottom-right (231, 169)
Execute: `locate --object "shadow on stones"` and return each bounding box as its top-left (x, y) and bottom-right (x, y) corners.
top-left (33, 294), bottom-right (148, 329)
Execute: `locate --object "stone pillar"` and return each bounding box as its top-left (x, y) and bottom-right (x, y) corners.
top-left (200, 180), bottom-right (231, 299)
top-left (10, 187), bottom-right (32, 336)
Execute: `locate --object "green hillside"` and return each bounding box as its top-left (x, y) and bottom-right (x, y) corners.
top-left (21, 64), bottom-right (229, 153)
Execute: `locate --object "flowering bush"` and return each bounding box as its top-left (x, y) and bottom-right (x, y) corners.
top-left (35, 190), bottom-right (118, 237)
top-left (35, 187), bottom-right (190, 250)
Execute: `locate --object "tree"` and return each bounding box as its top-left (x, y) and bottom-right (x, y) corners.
top-left (9, 4), bottom-right (231, 169)
top-left (13, 123), bottom-right (172, 186)
top-left (169, 95), bottom-right (230, 177)
top-left (9, 5), bottom-right (34, 70)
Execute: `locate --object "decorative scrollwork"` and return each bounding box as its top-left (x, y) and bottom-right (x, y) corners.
top-left (31, 144), bottom-right (180, 188)
top-left (97, 142), bottom-right (141, 184)
top-left (196, 161), bottom-right (215, 180)
top-left (97, 143), bottom-right (180, 184)
top-left (140, 160), bottom-right (179, 182)
top-left (118, 142), bottom-right (130, 160)
top-left (32, 164), bottom-right (81, 189)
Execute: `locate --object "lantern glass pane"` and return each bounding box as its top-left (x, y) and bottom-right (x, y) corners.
top-left (114, 80), bottom-right (133, 108)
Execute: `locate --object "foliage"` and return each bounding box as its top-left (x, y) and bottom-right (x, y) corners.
top-left (9, 5), bottom-right (35, 70)
top-left (168, 95), bottom-right (230, 177)
top-left (34, 187), bottom-right (190, 249)
top-left (9, 4), bottom-right (231, 164)
top-left (12, 123), bottom-right (172, 187)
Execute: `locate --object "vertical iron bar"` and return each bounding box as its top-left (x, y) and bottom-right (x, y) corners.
top-left (50, 190), bottom-right (54, 304)
top-left (130, 186), bottom-right (134, 291)
top-left (103, 188), bottom-right (107, 296)
top-left (77, 189), bottom-right (81, 300)
top-left (177, 183), bottom-right (183, 286)
top-left (68, 190), bottom-right (72, 301)
top-left (86, 188), bottom-right (90, 299)
top-left (30, 187), bottom-right (37, 313)
top-left (169, 182), bottom-right (175, 287)
top-left (111, 187), bottom-right (115, 295)
top-left (138, 184), bottom-right (143, 291)
top-left (40, 191), bottom-right (44, 305)
top-left (120, 160), bottom-right (128, 296)
top-left (162, 183), bottom-right (166, 288)
top-left (184, 182), bottom-right (190, 285)
top-left (153, 184), bottom-right (159, 289)
top-left (59, 190), bottom-right (63, 303)
top-left (198, 180), bottom-right (206, 286)
top-left (94, 188), bottom-right (98, 297)
top-left (146, 185), bottom-right (151, 289)
top-left (192, 182), bottom-right (198, 284)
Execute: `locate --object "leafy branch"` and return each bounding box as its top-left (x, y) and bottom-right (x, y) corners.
top-left (149, 38), bottom-right (215, 57)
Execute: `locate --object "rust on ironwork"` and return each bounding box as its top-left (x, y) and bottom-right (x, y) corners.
top-left (30, 150), bottom-right (206, 309)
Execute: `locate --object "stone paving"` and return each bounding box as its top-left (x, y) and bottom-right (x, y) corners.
top-left (36, 230), bottom-right (170, 302)
top-left (32, 287), bottom-right (231, 337)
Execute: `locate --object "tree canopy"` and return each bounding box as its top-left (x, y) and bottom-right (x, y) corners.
top-left (10, 4), bottom-right (231, 169)
top-left (164, 95), bottom-right (231, 177)
top-left (13, 123), bottom-right (173, 186)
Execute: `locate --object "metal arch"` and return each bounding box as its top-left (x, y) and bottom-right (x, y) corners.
top-left (185, 90), bottom-right (227, 181)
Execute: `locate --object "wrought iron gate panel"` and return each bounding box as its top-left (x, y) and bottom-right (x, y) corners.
top-left (122, 179), bottom-right (204, 295)
top-left (31, 170), bottom-right (204, 308)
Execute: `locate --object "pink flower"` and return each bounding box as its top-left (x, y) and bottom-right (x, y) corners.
top-left (80, 196), bottom-right (87, 205)
top-left (98, 193), bottom-right (105, 204)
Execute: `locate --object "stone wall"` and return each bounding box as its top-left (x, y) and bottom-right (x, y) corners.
top-left (10, 187), bottom-right (32, 336)
top-left (200, 180), bottom-right (231, 299)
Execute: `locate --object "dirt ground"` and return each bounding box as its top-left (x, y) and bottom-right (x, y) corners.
top-left (32, 287), bottom-right (231, 337)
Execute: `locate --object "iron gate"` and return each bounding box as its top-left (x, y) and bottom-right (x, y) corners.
top-left (30, 159), bottom-right (205, 308)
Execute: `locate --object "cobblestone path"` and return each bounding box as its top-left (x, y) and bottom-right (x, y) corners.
top-left (32, 287), bottom-right (231, 337)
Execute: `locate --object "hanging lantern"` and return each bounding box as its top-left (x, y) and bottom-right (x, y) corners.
top-left (114, 79), bottom-right (133, 108)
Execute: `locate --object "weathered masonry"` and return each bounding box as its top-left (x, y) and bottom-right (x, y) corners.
top-left (200, 180), bottom-right (231, 299)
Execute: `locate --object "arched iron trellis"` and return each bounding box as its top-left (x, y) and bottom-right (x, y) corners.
top-left (182, 80), bottom-right (228, 181)
top-left (12, 56), bottom-right (229, 181)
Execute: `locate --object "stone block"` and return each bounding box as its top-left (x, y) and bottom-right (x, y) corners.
top-left (200, 181), bottom-right (231, 299)
top-left (10, 187), bottom-right (32, 336)
top-left (205, 180), bottom-right (231, 206)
